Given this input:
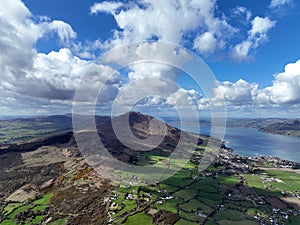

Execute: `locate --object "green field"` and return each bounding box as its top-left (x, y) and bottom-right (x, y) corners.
top-left (215, 209), bottom-right (246, 221)
top-left (125, 213), bottom-right (152, 225)
top-left (33, 193), bottom-right (54, 205)
top-left (174, 219), bottom-right (198, 225)
top-left (0, 116), bottom-right (71, 143)
top-left (107, 150), bottom-right (300, 225)
top-left (217, 220), bottom-right (258, 225)
top-left (2, 203), bottom-right (22, 216)
top-left (0, 193), bottom-right (61, 225)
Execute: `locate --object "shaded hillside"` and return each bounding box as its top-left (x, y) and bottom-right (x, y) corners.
top-left (95, 112), bottom-right (197, 164)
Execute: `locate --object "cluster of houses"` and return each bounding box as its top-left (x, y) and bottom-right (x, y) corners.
top-left (250, 155), bottom-right (300, 169)
top-left (105, 145), bottom-right (300, 224)
top-left (265, 208), bottom-right (300, 224)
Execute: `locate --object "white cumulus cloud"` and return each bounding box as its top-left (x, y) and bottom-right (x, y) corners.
top-left (0, 0), bottom-right (77, 84)
top-left (0, 0), bottom-right (120, 116)
top-left (232, 6), bottom-right (252, 22)
top-left (214, 79), bottom-right (258, 105)
top-left (232, 16), bottom-right (276, 61)
top-left (257, 59), bottom-right (300, 105)
top-left (211, 60), bottom-right (300, 110)
top-left (270, 0), bottom-right (292, 8)
top-left (91, 0), bottom-right (236, 55)
top-left (45, 20), bottom-right (77, 45)
top-left (193, 32), bottom-right (219, 55)
top-left (91, 2), bottom-right (124, 15)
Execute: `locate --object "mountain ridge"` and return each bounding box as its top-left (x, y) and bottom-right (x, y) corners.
top-left (1, 112), bottom-right (300, 224)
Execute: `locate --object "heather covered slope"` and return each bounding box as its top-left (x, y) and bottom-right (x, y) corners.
top-left (0, 112), bottom-right (202, 224)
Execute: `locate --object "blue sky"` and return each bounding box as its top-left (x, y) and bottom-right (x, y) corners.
top-left (1, 0), bottom-right (300, 118)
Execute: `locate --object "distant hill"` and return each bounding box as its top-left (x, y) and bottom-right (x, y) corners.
top-left (259, 119), bottom-right (300, 137)
top-left (1, 113), bottom-right (299, 144)
top-left (166, 117), bottom-right (300, 137)
top-left (0, 114), bottom-right (73, 144)
top-left (226, 118), bottom-right (288, 129)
